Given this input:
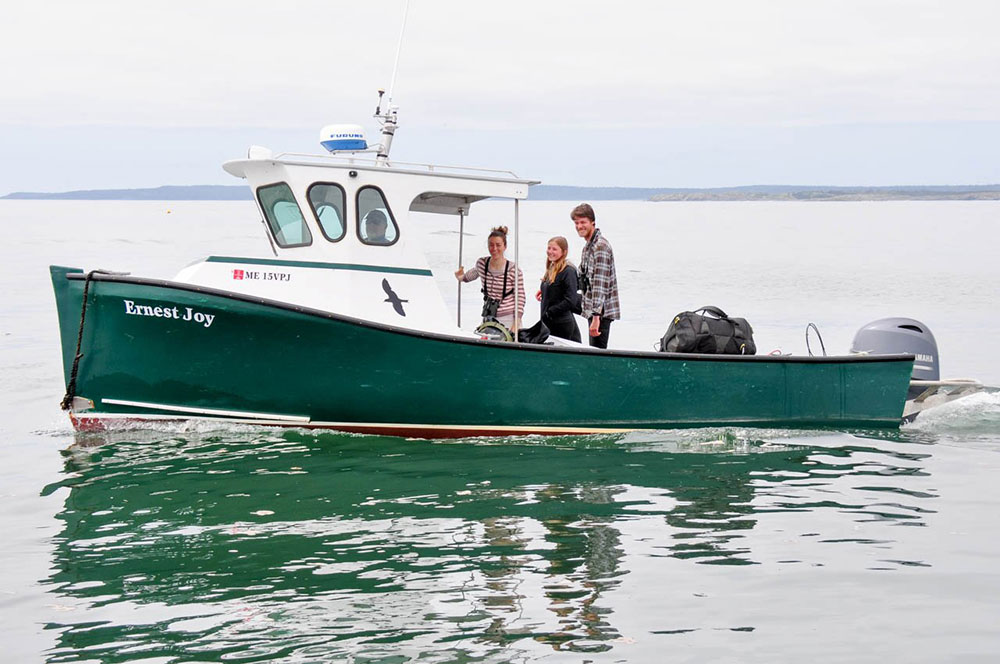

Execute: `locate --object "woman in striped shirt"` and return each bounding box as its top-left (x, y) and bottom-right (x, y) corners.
top-left (455, 226), bottom-right (525, 331)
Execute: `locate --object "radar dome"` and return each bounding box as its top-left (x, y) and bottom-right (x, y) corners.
top-left (320, 124), bottom-right (367, 152)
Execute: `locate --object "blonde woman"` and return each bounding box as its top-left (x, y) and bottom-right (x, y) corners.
top-left (455, 226), bottom-right (525, 331)
top-left (536, 236), bottom-right (582, 342)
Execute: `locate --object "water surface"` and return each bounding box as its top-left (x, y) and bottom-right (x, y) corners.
top-left (3, 200), bottom-right (999, 662)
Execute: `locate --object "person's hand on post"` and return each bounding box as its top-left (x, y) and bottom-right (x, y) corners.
top-left (454, 267), bottom-right (465, 280)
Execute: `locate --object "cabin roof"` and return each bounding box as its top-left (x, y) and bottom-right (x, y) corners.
top-left (224, 152), bottom-right (539, 214)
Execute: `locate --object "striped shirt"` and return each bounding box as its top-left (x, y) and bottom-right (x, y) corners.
top-left (462, 256), bottom-right (525, 321)
top-left (579, 228), bottom-right (621, 320)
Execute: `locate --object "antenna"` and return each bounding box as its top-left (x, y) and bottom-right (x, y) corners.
top-left (387, 0), bottom-right (410, 107)
top-left (374, 0), bottom-right (410, 166)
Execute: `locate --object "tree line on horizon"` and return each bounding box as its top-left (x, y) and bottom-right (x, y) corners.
top-left (4, 183), bottom-right (1000, 201)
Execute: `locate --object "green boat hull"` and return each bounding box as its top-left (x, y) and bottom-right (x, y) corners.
top-left (51, 266), bottom-right (914, 437)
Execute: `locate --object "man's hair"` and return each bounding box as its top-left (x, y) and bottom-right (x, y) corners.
top-left (570, 203), bottom-right (595, 222)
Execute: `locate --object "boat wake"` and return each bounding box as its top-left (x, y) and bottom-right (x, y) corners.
top-left (55, 418), bottom-right (855, 454)
top-left (52, 388), bottom-right (999, 453)
top-left (440, 427), bottom-right (826, 453)
top-left (903, 388), bottom-right (1000, 435)
top-left (60, 418), bottom-right (302, 449)
top-left (615, 427), bottom-right (822, 454)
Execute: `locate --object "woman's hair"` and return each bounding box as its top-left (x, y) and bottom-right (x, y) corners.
top-left (487, 226), bottom-right (508, 247)
top-left (543, 236), bottom-right (569, 283)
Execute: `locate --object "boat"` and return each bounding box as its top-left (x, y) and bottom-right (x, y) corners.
top-left (49, 97), bottom-right (917, 438)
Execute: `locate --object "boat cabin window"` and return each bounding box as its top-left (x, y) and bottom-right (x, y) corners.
top-left (357, 186), bottom-right (398, 246)
top-left (257, 182), bottom-right (312, 247)
top-left (306, 183), bottom-right (347, 242)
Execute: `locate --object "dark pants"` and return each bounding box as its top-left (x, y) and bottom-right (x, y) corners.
top-left (588, 317), bottom-right (613, 349)
top-left (543, 314), bottom-right (582, 343)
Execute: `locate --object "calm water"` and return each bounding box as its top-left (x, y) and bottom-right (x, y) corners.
top-left (2, 200), bottom-right (1000, 662)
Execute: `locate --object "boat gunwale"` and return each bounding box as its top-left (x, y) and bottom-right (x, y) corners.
top-left (63, 270), bottom-right (916, 366)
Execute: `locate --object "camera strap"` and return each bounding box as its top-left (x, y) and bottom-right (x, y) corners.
top-left (481, 258), bottom-right (512, 301)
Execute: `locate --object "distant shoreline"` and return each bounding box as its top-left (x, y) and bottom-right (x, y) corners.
top-left (649, 190), bottom-right (1000, 201)
top-left (3, 183), bottom-right (1000, 202)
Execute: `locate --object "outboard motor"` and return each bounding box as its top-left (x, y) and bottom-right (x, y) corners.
top-left (851, 318), bottom-right (939, 383)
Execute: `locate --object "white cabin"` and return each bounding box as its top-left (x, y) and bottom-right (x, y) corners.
top-left (174, 151), bottom-right (538, 335)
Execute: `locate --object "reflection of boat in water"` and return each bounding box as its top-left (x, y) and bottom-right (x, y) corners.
top-left (42, 430), bottom-right (935, 658)
top-left (42, 435), bottom-right (752, 655)
top-left (49, 94), bottom-right (916, 437)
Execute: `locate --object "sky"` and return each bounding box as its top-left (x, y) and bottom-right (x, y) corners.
top-left (2, 0), bottom-right (999, 194)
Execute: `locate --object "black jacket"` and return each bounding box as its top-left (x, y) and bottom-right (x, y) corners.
top-left (540, 266), bottom-right (582, 342)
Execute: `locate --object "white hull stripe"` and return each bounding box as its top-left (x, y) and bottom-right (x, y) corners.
top-left (100, 399), bottom-right (311, 423)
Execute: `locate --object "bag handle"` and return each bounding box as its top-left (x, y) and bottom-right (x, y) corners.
top-left (696, 305), bottom-right (729, 319)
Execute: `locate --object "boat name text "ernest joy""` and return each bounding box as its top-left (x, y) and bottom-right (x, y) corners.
top-left (123, 300), bottom-right (215, 327)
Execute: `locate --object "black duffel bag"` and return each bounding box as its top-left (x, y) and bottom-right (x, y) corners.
top-left (659, 306), bottom-right (756, 355)
top-left (517, 320), bottom-right (550, 344)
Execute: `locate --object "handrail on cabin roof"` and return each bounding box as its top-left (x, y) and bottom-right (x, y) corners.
top-left (270, 151), bottom-right (531, 182)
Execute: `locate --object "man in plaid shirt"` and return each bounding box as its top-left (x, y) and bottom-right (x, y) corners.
top-left (572, 203), bottom-right (620, 348)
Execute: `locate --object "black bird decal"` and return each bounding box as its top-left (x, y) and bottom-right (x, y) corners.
top-left (382, 278), bottom-right (408, 316)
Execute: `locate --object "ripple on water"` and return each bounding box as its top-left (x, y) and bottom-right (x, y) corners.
top-left (35, 421), bottom-right (976, 661)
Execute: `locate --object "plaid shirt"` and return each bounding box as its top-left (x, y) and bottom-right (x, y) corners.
top-left (579, 228), bottom-right (621, 320)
